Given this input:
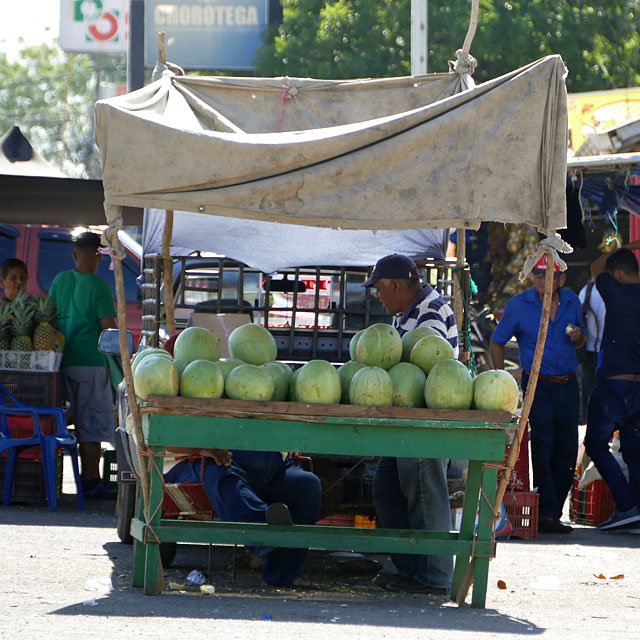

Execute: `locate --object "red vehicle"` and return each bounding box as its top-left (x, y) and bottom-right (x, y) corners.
top-left (0, 224), bottom-right (143, 344)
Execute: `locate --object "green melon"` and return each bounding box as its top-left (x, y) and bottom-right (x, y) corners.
top-left (349, 366), bottom-right (393, 406)
top-left (130, 348), bottom-right (172, 376)
top-left (215, 357), bottom-right (246, 381)
top-left (261, 362), bottom-right (292, 402)
top-left (400, 326), bottom-right (439, 361)
top-left (349, 329), bottom-right (364, 361)
top-left (355, 323), bottom-right (402, 370)
top-left (296, 360), bottom-right (341, 404)
top-left (133, 355), bottom-right (179, 400)
top-left (410, 334), bottom-right (455, 374)
top-left (173, 326), bottom-right (220, 363)
top-left (228, 323), bottom-right (277, 365)
top-left (473, 369), bottom-right (519, 413)
top-left (225, 364), bottom-right (275, 401)
top-left (337, 360), bottom-right (366, 404)
top-left (288, 367), bottom-right (302, 401)
top-left (179, 359), bottom-right (225, 399)
top-left (424, 359), bottom-right (473, 410)
top-left (388, 362), bottom-right (427, 408)
top-left (172, 359), bottom-right (190, 379)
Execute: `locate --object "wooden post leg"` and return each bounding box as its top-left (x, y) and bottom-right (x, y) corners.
top-left (142, 445), bottom-right (165, 595)
top-left (471, 464), bottom-right (498, 608)
top-left (451, 459), bottom-right (482, 600)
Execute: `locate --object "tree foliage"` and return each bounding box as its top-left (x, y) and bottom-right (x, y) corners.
top-left (255, 0), bottom-right (640, 90)
top-left (0, 44), bottom-right (126, 178)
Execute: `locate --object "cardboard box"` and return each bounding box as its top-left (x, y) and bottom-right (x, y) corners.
top-left (191, 313), bottom-right (252, 358)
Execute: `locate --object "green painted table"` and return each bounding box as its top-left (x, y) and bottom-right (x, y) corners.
top-left (131, 397), bottom-right (514, 607)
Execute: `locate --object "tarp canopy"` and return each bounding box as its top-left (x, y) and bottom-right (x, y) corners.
top-left (95, 55), bottom-right (568, 236)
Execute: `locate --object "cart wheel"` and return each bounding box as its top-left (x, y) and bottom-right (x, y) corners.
top-left (160, 542), bottom-right (178, 567)
top-left (117, 481), bottom-right (138, 544)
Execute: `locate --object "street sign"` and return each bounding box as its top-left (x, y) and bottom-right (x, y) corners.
top-left (144, 0), bottom-right (270, 70)
top-left (59, 0), bottom-right (129, 53)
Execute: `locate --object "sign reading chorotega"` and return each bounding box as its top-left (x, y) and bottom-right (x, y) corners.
top-left (154, 4), bottom-right (260, 28)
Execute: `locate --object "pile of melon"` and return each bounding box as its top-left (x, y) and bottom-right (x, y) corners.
top-left (132, 322), bottom-right (519, 412)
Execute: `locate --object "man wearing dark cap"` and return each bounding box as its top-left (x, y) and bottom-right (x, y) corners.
top-left (490, 254), bottom-right (585, 534)
top-left (363, 253), bottom-right (457, 595)
top-left (49, 232), bottom-right (117, 499)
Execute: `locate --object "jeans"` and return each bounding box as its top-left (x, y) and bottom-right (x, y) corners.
top-left (372, 456), bottom-right (453, 589)
top-left (522, 372), bottom-right (579, 520)
top-left (164, 450), bottom-right (322, 586)
top-left (585, 379), bottom-right (640, 512)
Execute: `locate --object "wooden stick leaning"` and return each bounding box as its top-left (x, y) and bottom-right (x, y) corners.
top-left (455, 251), bottom-right (556, 606)
top-left (453, 229), bottom-right (466, 336)
top-left (162, 209), bottom-right (175, 336)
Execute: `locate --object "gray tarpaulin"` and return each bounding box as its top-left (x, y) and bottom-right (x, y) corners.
top-left (143, 208), bottom-right (448, 272)
top-left (95, 55), bottom-right (568, 234)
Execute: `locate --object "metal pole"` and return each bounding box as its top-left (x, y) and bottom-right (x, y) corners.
top-left (411, 0), bottom-right (428, 75)
top-left (128, 0), bottom-right (145, 91)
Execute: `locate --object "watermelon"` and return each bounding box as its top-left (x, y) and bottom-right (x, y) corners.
top-left (410, 334), bottom-right (455, 374)
top-left (172, 359), bottom-right (190, 379)
top-left (288, 366), bottom-right (302, 401)
top-left (180, 359), bottom-right (224, 398)
top-left (133, 355), bottom-right (179, 400)
top-left (337, 360), bottom-right (366, 404)
top-left (355, 323), bottom-right (402, 370)
top-left (349, 366), bottom-right (393, 406)
top-left (424, 359), bottom-right (473, 410)
top-left (388, 362), bottom-right (427, 408)
top-left (228, 323), bottom-right (277, 365)
top-left (349, 329), bottom-right (364, 361)
top-left (173, 326), bottom-right (220, 363)
top-left (130, 348), bottom-right (172, 377)
top-left (401, 326), bottom-right (439, 361)
top-left (214, 357), bottom-right (246, 381)
top-left (261, 362), bottom-right (292, 401)
top-left (473, 369), bottom-right (519, 413)
top-left (225, 364), bottom-right (275, 401)
top-left (296, 360), bottom-right (341, 404)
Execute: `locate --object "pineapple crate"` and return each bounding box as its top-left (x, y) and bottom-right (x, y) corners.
top-left (503, 490), bottom-right (539, 540)
top-left (0, 350), bottom-right (62, 373)
top-left (570, 476), bottom-right (615, 526)
top-left (0, 371), bottom-right (58, 407)
top-left (0, 454), bottom-right (62, 507)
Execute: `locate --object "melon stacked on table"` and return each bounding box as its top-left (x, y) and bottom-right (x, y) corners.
top-left (131, 323), bottom-right (519, 412)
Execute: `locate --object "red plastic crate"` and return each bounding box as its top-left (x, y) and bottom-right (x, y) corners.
top-left (570, 476), bottom-right (615, 526)
top-left (162, 482), bottom-right (214, 520)
top-left (0, 415), bottom-right (53, 461)
top-left (503, 490), bottom-right (539, 540)
top-left (503, 427), bottom-right (530, 492)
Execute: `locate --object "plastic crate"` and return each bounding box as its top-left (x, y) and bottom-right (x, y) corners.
top-left (0, 350), bottom-right (62, 372)
top-left (0, 415), bottom-right (53, 461)
top-left (316, 514), bottom-right (356, 527)
top-left (162, 483), bottom-right (214, 520)
top-left (0, 455), bottom-right (62, 506)
top-left (570, 476), bottom-right (615, 526)
top-left (504, 427), bottom-right (530, 492)
top-left (503, 491), bottom-right (539, 540)
top-left (0, 371), bottom-right (57, 407)
top-left (102, 449), bottom-right (118, 488)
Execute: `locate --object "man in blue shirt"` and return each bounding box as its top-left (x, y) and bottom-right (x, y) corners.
top-left (490, 255), bottom-right (585, 534)
top-left (585, 241), bottom-right (640, 531)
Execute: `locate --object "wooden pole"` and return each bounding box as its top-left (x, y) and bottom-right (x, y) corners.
top-left (456, 251), bottom-right (556, 606)
top-left (162, 210), bottom-right (175, 336)
top-left (454, 229), bottom-right (466, 349)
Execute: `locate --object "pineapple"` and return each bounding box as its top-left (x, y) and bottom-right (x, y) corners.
top-left (0, 303), bottom-right (12, 350)
top-left (9, 293), bottom-right (35, 352)
top-left (33, 296), bottom-right (59, 351)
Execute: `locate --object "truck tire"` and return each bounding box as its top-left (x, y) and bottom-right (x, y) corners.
top-left (117, 481), bottom-right (138, 544)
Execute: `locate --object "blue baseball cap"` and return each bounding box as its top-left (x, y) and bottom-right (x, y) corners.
top-left (362, 254), bottom-right (420, 287)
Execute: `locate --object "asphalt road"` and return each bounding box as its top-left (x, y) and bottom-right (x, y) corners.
top-left (1, 466), bottom-right (639, 640)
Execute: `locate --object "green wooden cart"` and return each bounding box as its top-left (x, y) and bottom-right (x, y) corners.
top-left (130, 397), bottom-right (514, 608)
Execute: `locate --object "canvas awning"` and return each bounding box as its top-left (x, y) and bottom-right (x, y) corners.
top-left (95, 55), bottom-right (568, 235)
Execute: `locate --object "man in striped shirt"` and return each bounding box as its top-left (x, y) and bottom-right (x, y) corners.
top-left (363, 254), bottom-right (457, 595)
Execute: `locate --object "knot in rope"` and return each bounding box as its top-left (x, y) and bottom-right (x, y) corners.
top-left (518, 235), bottom-right (573, 282)
top-left (453, 49), bottom-right (477, 76)
top-left (276, 85), bottom-right (298, 132)
top-left (102, 221), bottom-right (126, 263)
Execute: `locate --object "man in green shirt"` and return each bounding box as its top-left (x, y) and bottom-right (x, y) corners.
top-left (49, 232), bottom-right (117, 499)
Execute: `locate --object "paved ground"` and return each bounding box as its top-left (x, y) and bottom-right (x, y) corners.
top-left (1, 462), bottom-right (639, 640)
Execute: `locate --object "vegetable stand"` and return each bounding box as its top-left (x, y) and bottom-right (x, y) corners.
top-left (131, 397), bottom-right (514, 608)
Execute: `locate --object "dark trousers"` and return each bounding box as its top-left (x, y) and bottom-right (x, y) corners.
top-left (165, 451), bottom-right (322, 586)
top-left (578, 350), bottom-right (598, 424)
top-left (522, 372), bottom-right (579, 520)
top-left (585, 379), bottom-right (640, 512)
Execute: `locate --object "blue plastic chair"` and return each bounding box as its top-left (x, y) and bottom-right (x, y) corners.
top-left (0, 384), bottom-right (85, 511)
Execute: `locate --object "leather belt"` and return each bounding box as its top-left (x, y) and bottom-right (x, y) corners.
top-left (607, 374), bottom-right (640, 382)
top-left (523, 370), bottom-right (576, 384)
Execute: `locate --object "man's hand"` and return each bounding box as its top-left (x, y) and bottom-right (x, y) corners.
top-left (200, 448), bottom-right (232, 466)
top-left (565, 324), bottom-right (586, 348)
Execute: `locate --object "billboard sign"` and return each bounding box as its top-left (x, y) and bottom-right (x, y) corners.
top-left (144, 0), bottom-right (269, 70)
top-left (60, 0), bottom-right (129, 53)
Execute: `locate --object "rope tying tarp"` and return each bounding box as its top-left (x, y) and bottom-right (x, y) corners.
top-left (451, 49), bottom-right (478, 76)
top-left (518, 235), bottom-right (573, 282)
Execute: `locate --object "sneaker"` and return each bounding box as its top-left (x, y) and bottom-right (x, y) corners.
top-left (82, 480), bottom-right (117, 500)
top-left (538, 516), bottom-right (573, 534)
top-left (599, 506), bottom-right (640, 531)
top-left (265, 503), bottom-right (293, 526)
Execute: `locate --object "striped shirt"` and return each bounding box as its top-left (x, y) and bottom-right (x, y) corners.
top-left (393, 285), bottom-right (459, 355)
